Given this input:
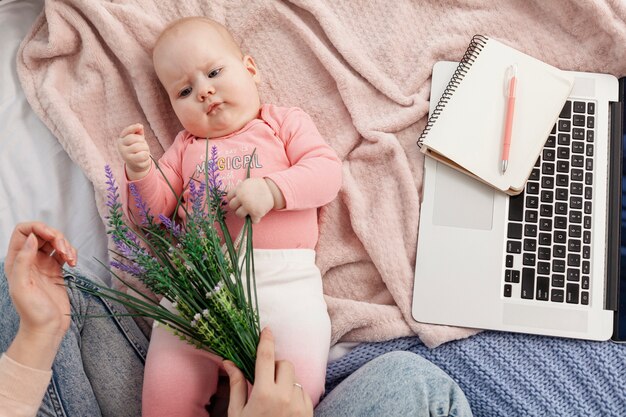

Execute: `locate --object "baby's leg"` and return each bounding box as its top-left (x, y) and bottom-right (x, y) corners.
top-left (264, 300), bottom-right (331, 405)
top-left (254, 249), bottom-right (331, 406)
top-left (142, 325), bottom-right (220, 417)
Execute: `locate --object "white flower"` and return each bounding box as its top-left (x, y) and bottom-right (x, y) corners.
top-left (206, 281), bottom-right (223, 298)
top-left (194, 313), bottom-right (202, 321)
top-left (203, 309), bottom-right (210, 318)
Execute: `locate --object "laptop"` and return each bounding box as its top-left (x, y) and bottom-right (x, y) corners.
top-left (412, 61), bottom-right (625, 341)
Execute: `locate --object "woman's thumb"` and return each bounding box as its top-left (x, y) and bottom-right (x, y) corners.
top-left (12, 234), bottom-right (37, 280)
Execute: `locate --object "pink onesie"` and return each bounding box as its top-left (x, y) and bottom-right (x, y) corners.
top-left (123, 104), bottom-right (342, 415)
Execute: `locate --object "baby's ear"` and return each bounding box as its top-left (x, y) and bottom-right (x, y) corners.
top-left (243, 55), bottom-right (260, 83)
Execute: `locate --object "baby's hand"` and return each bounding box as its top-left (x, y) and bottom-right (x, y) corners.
top-left (227, 178), bottom-right (285, 224)
top-left (117, 123), bottom-right (151, 180)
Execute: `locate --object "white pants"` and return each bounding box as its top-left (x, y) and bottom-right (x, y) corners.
top-left (251, 249), bottom-right (331, 401)
top-left (142, 249), bottom-right (331, 416)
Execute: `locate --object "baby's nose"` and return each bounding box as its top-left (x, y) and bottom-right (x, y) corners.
top-left (198, 84), bottom-right (215, 100)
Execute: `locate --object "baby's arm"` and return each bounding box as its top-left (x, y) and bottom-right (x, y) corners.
top-left (226, 178), bottom-right (285, 224)
top-left (226, 107), bottom-right (341, 224)
top-left (117, 127), bottom-right (188, 225)
top-left (117, 123), bottom-right (152, 181)
top-left (264, 108), bottom-right (342, 210)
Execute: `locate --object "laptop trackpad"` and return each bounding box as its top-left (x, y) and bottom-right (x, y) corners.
top-left (432, 163), bottom-right (494, 230)
top-left (503, 304), bottom-right (588, 333)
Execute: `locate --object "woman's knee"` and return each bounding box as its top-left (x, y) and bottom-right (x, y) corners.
top-left (316, 351), bottom-right (472, 417)
top-left (362, 351), bottom-right (472, 417)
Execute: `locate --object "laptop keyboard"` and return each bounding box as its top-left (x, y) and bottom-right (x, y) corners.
top-left (504, 99), bottom-right (595, 305)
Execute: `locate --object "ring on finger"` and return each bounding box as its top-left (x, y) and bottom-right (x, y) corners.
top-left (293, 382), bottom-right (303, 389)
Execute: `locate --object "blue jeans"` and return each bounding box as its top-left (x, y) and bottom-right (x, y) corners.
top-left (315, 351), bottom-right (473, 417)
top-left (0, 266), bottom-right (148, 417)
top-left (1, 264), bottom-right (471, 416)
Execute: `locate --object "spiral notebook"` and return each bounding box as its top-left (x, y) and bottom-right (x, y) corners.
top-left (417, 35), bottom-right (575, 195)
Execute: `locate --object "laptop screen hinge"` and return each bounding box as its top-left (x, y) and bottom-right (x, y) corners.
top-left (605, 99), bottom-right (623, 311)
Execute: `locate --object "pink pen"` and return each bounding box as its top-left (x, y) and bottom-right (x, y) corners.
top-left (501, 65), bottom-right (517, 174)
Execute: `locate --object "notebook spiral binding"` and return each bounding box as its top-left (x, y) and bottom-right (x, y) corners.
top-left (417, 34), bottom-right (489, 148)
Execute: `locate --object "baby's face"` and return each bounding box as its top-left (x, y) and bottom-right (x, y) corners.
top-left (153, 22), bottom-right (261, 138)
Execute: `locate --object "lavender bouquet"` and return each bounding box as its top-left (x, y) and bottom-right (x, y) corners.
top-left (73, 146), bottom-right (260, 382)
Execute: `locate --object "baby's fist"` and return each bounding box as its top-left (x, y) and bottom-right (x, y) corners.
top-left (117, 123), bottom-right (151, 180)
top-left (227, 178), bottom-right (277, 224)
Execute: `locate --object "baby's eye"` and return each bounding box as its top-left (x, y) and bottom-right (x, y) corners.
top-left (208, 68), bottom-right (222, 78)
top-left (179, 87), bottom-right (192, 98)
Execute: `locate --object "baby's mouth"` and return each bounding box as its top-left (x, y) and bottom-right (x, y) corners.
top-left (206, 102), bottom-right (222, 115)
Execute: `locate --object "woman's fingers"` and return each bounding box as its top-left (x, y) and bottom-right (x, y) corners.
top-left (224, 327), bottom-right (312, 417)
top-left (275, 360), bottom-right (310, 415)
top-left (5, 222), bottom-right (76, 277)
top-left (224, 361), bottom-right (247, 417)
top-left (254, 327), bottom-right (276, 383)
top-left (225, 328), bottom-right (276, 416)
top-left (11, 222), bottom-right (56, 249)
top-left (39, 241), bottom-right (56, 257)
top-left (40, 236), bottom-right (76, 266)
top-left (11, 234), bottom-right (38, 287)
top-left (301, 389), bottom-right (313, 416)
top-left (274, 360), bottom-right (296, 389)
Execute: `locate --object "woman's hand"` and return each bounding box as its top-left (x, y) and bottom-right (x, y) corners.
top-left (4, 222), bottom-right (77, 370)
top-left (224, 328), bottom-right (313, 417)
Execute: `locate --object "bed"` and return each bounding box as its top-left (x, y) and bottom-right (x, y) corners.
top-left (0, 0), bottom-right (109, 284)
top-left (2, 1), bottom-right (626, 416)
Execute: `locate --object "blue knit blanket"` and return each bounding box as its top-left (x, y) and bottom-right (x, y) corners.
top-left (325, 331), bottom-right (626, 417)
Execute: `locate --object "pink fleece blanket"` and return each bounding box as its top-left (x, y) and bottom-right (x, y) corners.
top-left (17, 0), bottom-right (626, 348)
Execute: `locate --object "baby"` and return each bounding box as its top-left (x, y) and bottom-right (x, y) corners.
top-left (116, 16), bottom-right (342, 416)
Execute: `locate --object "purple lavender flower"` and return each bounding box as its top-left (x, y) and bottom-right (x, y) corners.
top-left (110, 260), bottom-right (145, 276)
top-left (205, 146), bottom-right (227, 210)
top-left (207, 146), bottom-right (223, 193)
top-left (112, 236), bottom-right (139, 260)
top-left (95, 155), bottom-right (260, 384)
top-left (124, 230), bottom-right (145, 251)
top-left (105, 165), bottom-right (119, 209)
top-left (189, 180), bottom-right (206, 215)
top-left (197, 181), bottom-right (206, 198)
top-left (128, 183), bottom-right (151, 225)
top-left (158, 214), bottom-right (182, 238)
